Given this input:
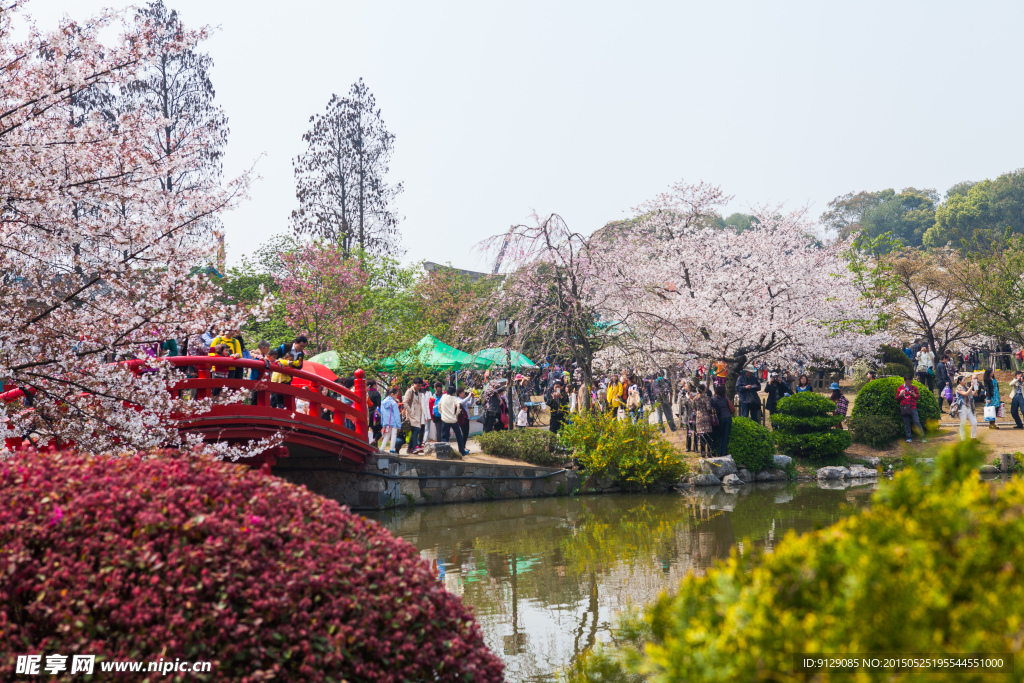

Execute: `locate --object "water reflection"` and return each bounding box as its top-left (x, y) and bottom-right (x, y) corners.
top-left (367, 480), bottom-right (877, 682)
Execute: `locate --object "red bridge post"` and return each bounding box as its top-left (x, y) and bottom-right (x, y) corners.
top-left (353, 368), bottom-right (368, 442)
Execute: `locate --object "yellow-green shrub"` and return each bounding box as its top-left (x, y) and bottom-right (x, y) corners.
top-left (559, 409), bottom-right (688, 490)
top-left (568, 439), bottom-right (1024, 682)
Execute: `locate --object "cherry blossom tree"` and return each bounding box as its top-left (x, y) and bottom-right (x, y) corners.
top-left (473, 213), bottom-right (614, 406)
top-left (0, 2), bottom-right (263, 458)
top-left (275, 243), bottom-right (371, 354)
top-left (593, 182), bottom-right (892, 377)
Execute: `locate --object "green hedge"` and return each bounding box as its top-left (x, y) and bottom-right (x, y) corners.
top-left (569, 440), bottom-right (1023, 682)
top-left (727, 417), bottom-right (774, 472)
top-left (880, 344), bottom-right (914, 373)
top-left (850, 377), bottom-right (940, 447)
top-left (770, 413), bottom-right (845, 433)
top-left (476, 429), bottom-right (562, 466)
top-left (771, 393), bottom-right (850, 460)
top-left (774, 430), bottom-right (852, 462)
top-left (848, 414), bottom-right (904, 449)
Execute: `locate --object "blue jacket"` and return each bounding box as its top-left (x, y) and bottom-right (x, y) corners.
top-left (380, 396), bottom-right (403, 429)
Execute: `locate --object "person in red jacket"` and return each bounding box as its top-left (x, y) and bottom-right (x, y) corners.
top-left (897, 375), bottom-right (926, 444)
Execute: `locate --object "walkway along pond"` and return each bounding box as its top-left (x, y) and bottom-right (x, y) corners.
top-left (367, 479), bottom-right (878, 682)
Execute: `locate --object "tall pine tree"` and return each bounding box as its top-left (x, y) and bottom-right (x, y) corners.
top-left (291, 79), bottom-right (403, 256)
top-left (123, 1), bottom-right (229, 239)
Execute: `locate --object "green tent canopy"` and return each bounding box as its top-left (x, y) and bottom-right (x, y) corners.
top-left (376, 335), bottom-right (492, 372)
top-left (470, 347), bottom-right (538, 370)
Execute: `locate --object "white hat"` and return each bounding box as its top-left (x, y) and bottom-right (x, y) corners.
top-left (744, 365), bottom-right (755, 372)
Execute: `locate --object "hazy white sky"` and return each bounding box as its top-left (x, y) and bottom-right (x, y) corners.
top-left (24, 0), bottom-right (1024, 271)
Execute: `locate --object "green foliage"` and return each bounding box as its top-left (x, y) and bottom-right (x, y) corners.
top-left (883, 362), bottom-right (911, 378)
top-left (954, 234), bottom-right (1024, 349)
top-left (880, 344), bottom-right (914, 372)
top-left (924, 170), bottom-right (1024, 249)
top-left (567, 440), bottom-right (1024, 683)
top-left (710, 212), bottom-right (759, 234)
top-left (769, 413), bottom-right (844, 432)
top-left (773, 431), bottom-right (851, 463)
top-left (221, 232), bottom-right (299, 349)
top-left (559, 410), bottom-right (688, 489)
top-left (476, 429), bottom-right (563, 466)
top-left (861, 187), bottom-right (938, 247)
top-left (850, 358), bottom-right (876, 392)
top-left (850, 377), bottom-right (940, 448)
top-left (772, 393), bottom-right (850, 460)
top-left (727, 417), bottom-right (773, 472)
top-left (773, 392), bottom-right (838, 418)
top-left (848, 414), bottom-right (904, 449)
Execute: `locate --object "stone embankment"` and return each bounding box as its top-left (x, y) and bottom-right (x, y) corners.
top-left (683, 454), bottom-right (795, 487)
top-left (274, 451), bottom-right (584, 510)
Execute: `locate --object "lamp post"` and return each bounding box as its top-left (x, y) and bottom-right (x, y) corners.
top-left (498, 319), bottom-right (516, 429)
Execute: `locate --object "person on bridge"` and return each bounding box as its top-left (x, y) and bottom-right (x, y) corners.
top-left (275, 335), bottom-right (307, 371)
top-left (379, 387), bottom-right (403, 453)
top-left (403, 378), bottom-right (426, 454)
top-left (367, 379), bottom-right (382, 444)
top-left (210, 326), bottom-right (246, 380)
top-left (439, 385), bottom-right (468, 456)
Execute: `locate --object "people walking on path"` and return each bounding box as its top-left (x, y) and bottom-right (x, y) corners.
top-left (438, 385), bottom-right (468, 456)
top-left (379, 387), bottom-right (403, 453)
top-left (983, 368), bottom-right (1001, 430)
top-left (1009, 371), bottom-right (1024, 430)
top-left (403, 378), bottom-right (426, 453)
top-left (915, 344), bottom-right (935, 392)
top-left (955, 373), bottom-right (979, 440)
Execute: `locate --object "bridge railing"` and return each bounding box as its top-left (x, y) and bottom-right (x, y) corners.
top-left (3, 357), bottom-right (372, 455)
top-left (163, 356), bottom-right (370, 443)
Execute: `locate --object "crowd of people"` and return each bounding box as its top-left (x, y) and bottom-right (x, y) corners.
top-left (144, 325), bottom-right (1023, 455)
top-left (899, 339), bottom-right (1023, 441)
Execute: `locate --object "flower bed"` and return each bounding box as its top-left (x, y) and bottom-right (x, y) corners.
top-left (0, 450), bottom-right (503, 682)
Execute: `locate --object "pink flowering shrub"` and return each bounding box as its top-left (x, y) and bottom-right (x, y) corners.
top-left (0, 450), bottom-right (503, 682)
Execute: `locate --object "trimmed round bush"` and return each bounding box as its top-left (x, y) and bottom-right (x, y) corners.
top-left (848, 414), bottom-right (904, 449)
top-left (772, 393), bottom-right (850, 461)
top-left (850, 377), bottom-right (940, 447)
top-left (0, 450), bottom-right (504, 682)
top-left (477, 428), bottom-right (562, 465)
top-left (727, 417), bottom-right (773, 472)
top-left (773, 392), bottom-right (839, 418)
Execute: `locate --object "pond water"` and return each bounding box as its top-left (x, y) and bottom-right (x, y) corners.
top-left (367, 480), bottom-right (879, 682)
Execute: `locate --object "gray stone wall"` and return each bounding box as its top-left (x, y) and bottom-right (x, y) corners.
top-left (273, 452), bottom-right (584, 510)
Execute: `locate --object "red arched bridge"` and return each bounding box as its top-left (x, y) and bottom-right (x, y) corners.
top-left (2, 357), bottom-right (375, 465)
